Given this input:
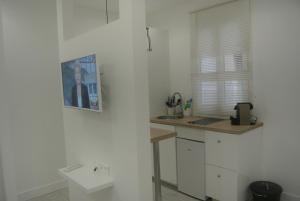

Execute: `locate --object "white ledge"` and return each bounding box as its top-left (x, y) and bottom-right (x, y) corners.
top-left (58, 164), bottom-right (113, 194)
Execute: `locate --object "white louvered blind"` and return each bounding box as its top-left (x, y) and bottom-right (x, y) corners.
top-left (191, 0), bottom-right (251, 117)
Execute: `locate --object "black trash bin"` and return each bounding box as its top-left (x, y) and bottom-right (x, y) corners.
top-left (250, 181), bottom-right (283, 201)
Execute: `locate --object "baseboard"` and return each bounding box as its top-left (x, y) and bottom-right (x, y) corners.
top-left (150, 179), bottom-right (300, 201)
top-left (282, 192), bottom-right (300, 201)
top-left (152, 176), bottom-right (178, 191)
top-left (18, 180), bottom-right (68, 201)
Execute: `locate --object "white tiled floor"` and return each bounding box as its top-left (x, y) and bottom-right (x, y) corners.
top-left (27, 186), bottom-right (200, 201)
top-left (161, 186), bottom-right (200, 201)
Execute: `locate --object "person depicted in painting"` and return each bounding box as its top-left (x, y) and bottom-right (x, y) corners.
top-left (71, 62), bottom-right (90, 109)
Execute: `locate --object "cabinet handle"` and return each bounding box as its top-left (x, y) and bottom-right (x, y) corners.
top-left (217, 140), bottom-right (221, 143)
top-left (146, 27), bottom-right (152, 51)
top-left (217, 174), bottom-right (221, 178)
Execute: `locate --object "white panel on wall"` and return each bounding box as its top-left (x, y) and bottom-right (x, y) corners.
top-left (1, 0), bottom-right (66, 198)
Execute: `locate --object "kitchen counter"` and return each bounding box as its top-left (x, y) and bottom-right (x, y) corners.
top-left (151, 116), bottom-right (263, 135)
top-left (150, 128), bottom-right (176, 143)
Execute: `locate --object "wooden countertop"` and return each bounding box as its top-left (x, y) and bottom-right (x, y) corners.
top-left (151, 116), bottom-right (263, 135)
top-left (150, 128), bottom-right (176, 143)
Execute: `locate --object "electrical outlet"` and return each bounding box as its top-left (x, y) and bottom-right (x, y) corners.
top-left (94, 163), bottom-right (111, 175)
top-left (103, 165), bottom-right (110, 175)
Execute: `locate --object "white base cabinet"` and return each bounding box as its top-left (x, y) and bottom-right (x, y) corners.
top-left (151, 123), bottom-right (263, 201)
top-left (206, 165), bottom-right (238, 201)
top-left (206, 132), bottom-right (239, 171)
top-left (205, 129), bottom-right (262, 201)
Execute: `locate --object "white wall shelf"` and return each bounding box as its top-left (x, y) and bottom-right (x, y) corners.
top-left (58, 164), bottom-right (113, 194)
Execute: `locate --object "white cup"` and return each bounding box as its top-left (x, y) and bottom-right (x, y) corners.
top-left (183, 108), bottom-right (192, 117)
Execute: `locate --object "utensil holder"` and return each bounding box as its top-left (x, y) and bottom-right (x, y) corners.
top-left (167, 107), bottom-right (175, 115)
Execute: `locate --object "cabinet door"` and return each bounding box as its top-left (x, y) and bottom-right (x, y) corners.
top-left (176, 127), bottom-right (205, 142)
top-left (205, 131), bottom-right (238, 171)
top-left (177, 138), bottom-right (205, 200)
top-left (206, 165), bottom-right (238, 201)
top-left (206, 165), bottom-right (221, 200)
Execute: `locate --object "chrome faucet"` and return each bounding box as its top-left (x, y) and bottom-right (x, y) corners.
top-left (171, 92), bottom-right (183, 117)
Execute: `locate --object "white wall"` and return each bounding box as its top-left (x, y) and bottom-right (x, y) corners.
top-left (57, 0), bottom-right (152, 200)
top-left (0, 1), bottom-right (19, 200)
top-left (147, 0), bottom-right (233, 100)
top-left (147, 29), bottom-right (178, 185)
top-left (149, 0), bottom-right (300, 199)
top-left (0, 154), bottom-right (4, 201)
top-left (0, 3), bottom-right (6, 200)
top-left (62, 0), bottom-right (106, 40)
top-left (146, 0), bottom-right (235, 186)
top-left (147, 6), bottom-right (192, 99)
top-left (1, 0), bottom-right (67, 200)
top-left (62, 0), bottom-right (119, 40)
top-left (252, 0), bottom-right (300, 199)
top-left (147, 28), bottom-right (171, 117)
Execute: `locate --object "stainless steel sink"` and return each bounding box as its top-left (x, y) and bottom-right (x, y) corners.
top-left (157, 115), bottom-right (183, 120)
top-left (188, 118), bottom-right (224, 125)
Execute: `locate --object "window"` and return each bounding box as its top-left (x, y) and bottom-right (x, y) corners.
top-left (89, 83), bottom-right (93, 93)
top-left (191, 0), bottom-right (251, 117)
top-left (92, 83), bottom-right (97, 94)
